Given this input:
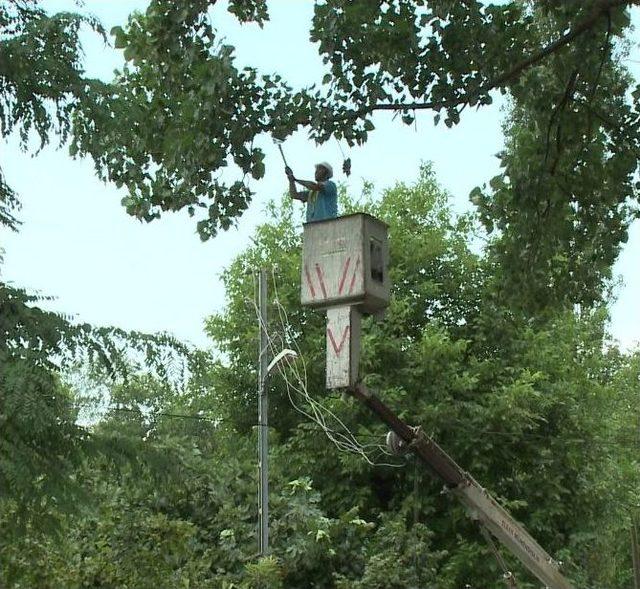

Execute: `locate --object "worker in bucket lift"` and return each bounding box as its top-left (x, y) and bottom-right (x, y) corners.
top-left (286, 161), bottom-right (338, 222)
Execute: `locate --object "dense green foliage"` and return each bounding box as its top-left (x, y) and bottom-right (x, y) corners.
top-left (0, 281), bottom-right (193, 526)
top-left (2, 2), bottom-right (639, 587)
top-left (472, 3), bottom-right (640, 312)
top-left (4, 2), bottom-right (640, 299)
top-left (0, 6), bottom-right (192, 535)
top-left (204, 169), bottom-right (640, 587)
top-left (0, 2), bottom-right (194, 526)
top-left (0, 0), bottom-right (103, 229)
top-left (3, 171), bottom-right (638, 588)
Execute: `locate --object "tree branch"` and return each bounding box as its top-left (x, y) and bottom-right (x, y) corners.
top-left (364, 0), bottom-right (638, 116)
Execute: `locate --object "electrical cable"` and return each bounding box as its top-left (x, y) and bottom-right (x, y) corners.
top-left (269, 273), bottom-right (400, 463)
top-left (71, 272), bottom-right (640, 453)
top-left (479, 525), bottom-right (519, 589)
top-left (252, 269), bottom-right (402, 467)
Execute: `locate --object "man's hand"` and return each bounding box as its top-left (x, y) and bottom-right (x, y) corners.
top-left (286, 165), bottom-right (303, 201)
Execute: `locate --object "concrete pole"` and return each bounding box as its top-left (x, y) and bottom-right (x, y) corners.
top-left (257, 268), bottom-right (269, 556)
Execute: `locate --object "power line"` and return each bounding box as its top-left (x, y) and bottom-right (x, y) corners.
top-left (75, 403), bottom-right (640, 450)
top-left (75, 404), bottom-right (221, 423)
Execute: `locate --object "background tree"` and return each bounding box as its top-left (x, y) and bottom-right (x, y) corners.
top-left (2, 2), bottom-right (639, 587)
top-left (472, 3), bottom-right (640, 312)
top-left (3, 169), bottom-right (638, 588)
top-left (206, 168), bottom-right (640, 587)
top-left (0, 0), bottom-right (104, 228)
top-left (3, 2), bottom-right (638, 303)
top-left (0, 2), bottom-right (195, 528)
top-left (0, 282), bottom-right (193, 529)
top-left (4, 1), bottom-right (638, 311)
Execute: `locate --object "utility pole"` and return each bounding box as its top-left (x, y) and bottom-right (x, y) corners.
top-left (257, 268), bottom-right (269, 556)
top-left (632, 513), bottom-right (640, 589)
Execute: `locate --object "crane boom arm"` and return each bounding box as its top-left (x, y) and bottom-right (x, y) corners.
top-left (453, 476), bottom-right (574, 589)
top-left (349, 383), bottom-right (575, 589)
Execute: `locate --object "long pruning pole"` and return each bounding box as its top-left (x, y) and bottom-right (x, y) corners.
top-left (273, 139), bottom-right (289, 169)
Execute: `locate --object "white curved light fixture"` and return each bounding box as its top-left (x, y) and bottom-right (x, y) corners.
top-left (266, 348), bottom-right (298, 377)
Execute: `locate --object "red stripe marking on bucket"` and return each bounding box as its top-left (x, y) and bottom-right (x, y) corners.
top-left (315, 264), bottom-right (328, 299)
top-left (338, 256), bottom-right (351, 295)
top-left (327, 325), bottom-right (350, 356)
top-left (304, 265), bottom-right (316, 299)
top-left (348, 256), bottom-right (361, 294)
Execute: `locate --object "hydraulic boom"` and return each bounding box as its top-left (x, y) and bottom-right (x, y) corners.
top-left (349, 382), bottom-right (575, 589)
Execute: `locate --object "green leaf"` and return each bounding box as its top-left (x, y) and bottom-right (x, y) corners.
top-left (110, 26), bottom-right (127, 49)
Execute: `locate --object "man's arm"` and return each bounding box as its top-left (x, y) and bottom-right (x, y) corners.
top-left (295, 179), bottom-right (323, 191)
top-left (286, 167), bottom-right (307, 202)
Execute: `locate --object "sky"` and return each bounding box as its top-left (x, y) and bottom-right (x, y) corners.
top-left (1, 1), bottom-right (638, 351)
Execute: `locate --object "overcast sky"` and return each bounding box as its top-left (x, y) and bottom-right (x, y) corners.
top-left (2, 1), bottom-right (638, 350)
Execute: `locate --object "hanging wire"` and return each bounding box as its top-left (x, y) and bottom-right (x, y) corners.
top-left (479, 525), bottom-right (519, 589)
top-left (242, 270), bottom-right (640, 464)
top-left (70, 399), bottom-right (640, 450)
top-left (71, 271), bottom-right (640, 455)
top-left (270, 272), bottom-right (397, 461)
top-left (257, 268), bottom-right (402, 467)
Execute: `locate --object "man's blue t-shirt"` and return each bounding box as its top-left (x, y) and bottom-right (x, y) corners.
top-left (304, 180), bottom-right (338, 222)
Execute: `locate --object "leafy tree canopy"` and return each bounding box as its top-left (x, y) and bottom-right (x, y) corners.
top-left (0, 282), bottom-right (195, 529)
top-left (0, 0), bottom-right (104, 228)
top-left (1, 3), bottom-right (640, 585)
top-left (203, 169), bottom-right (640, 587)
top-left (0, 2), bottom-right (195, 527)
top-left (3, 1), bottom-right (639, 308)
top-left (73, 0), bottom-right (640, 308)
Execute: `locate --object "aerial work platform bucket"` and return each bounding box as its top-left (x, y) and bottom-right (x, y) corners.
top-left (300, 213), bottom-right (390, 314)
top-left (301, 213), bottom-right (390, 389)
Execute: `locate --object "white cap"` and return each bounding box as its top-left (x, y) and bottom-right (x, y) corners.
top-left (315, 161), bottom-right (333, 178)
